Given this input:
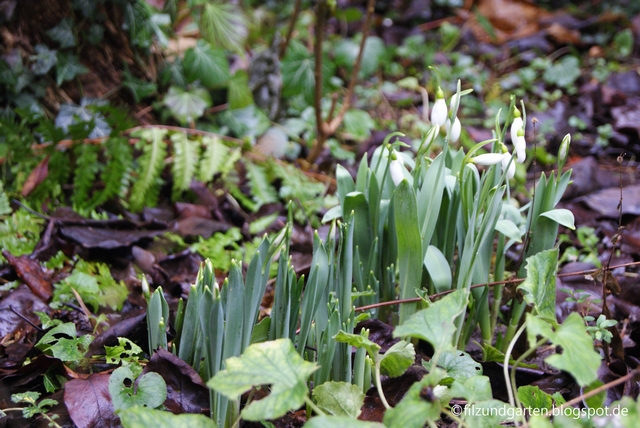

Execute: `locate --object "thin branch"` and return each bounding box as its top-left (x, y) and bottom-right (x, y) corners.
top-left (308, 0), bottom-right (328, 164)
top-left (278, 0), bottom-right (302, 59)
top-left (323, 0), bottom-right (376, 134)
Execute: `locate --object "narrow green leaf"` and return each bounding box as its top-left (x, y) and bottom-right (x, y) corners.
top-left (208, 339), bottom-right (318, 421)
top-left (394, 179), bottom-right (423, 323)
top-left (393, 289), bottom-right (468, 352)
top-left (312, 382), bottom-right (364, 418)
top-left (423, 245), bottom-right (452, 293)
top-left (539, 208), bottom-right (575, 230)
top-left (517, 248), bottom-right (558, 321)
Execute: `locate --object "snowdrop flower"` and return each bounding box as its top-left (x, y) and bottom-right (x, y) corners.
top-left (446, 116), bottom-right (461, 143)
top-left (511, 108), bottom-right (526, 163)
top-left (389, 150), bottom-right (405, 186)
top-left (471, 146), bottom-right (516, 179)
top-left (431, 87), bottom-right (447, 127)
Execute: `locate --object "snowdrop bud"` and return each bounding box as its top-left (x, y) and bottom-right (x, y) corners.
top-left (431, 88), bottom-right (447, 127)
top-left (471, 153), bottom-right (504, 166)
top-left (501, 152), bottom-right (516, 179)
top-left (450, 93), bottom-right (460, 113)
top-left (446, 117), bottom-right (461, 143)
top-left (514, 128), bottom-right (526, 164)
top-left (558, 133), bottom-right (571, 164)
top-left (510, 108), bottom-right (523, 145)
top-left (389, 150), bottom-right (404, 186)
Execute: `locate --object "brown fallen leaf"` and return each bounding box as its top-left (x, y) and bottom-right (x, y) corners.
top-left (64, 373), bottom-right (120, 428)
top-left (21, 155), bottom-right (50, 197)
top-left (2, 251), bottom-right (53, 301)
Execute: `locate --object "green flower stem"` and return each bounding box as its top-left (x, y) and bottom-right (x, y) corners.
top-left (303, 395), bottom-right (326, 417)
top-left (374, 361), bottom-right (391, 409)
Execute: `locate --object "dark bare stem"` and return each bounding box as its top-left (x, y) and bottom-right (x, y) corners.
top-left (307, 0), bottom-right (376, 164)
top-left (324, 0), bottom-right (376, 133)
top-left (278, 0), bottom-right (302, 59)
top-left (557, 367), bottom-right (640, 412)
top-left (307, 0), bottom-right (328, 165)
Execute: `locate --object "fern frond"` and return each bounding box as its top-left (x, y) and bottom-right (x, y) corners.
top-left (129, 128), bottom-right (168, 212)
top-left (198, 135), bottom-right (230, 182)
top-left (72, 143), bottom-right (101, 211)
top-left (0, 181), bottom-right (11, 216)
top-left (245, 162), bottom-right (278, 211)
top-left (87, 136), bottom-right (133, 210)
top-left (171, 132), bottom-right (199, 199)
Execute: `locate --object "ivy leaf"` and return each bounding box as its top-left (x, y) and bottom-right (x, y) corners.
top-left (219, 105), bottom-right (270, 139)
top-left (526, 313), bottom-right (601, 387)
top-left (393, 289), bottom-right (468, 352)
top-left (281, 40), bottom-right (335, 105)
top-left (342, 109), bottom-right (375, 142)
top-left (183, 40), bottom-right (230, 88)
top-left (123, 65), bottom-right (157, 102)
top-left (333, 36), bottom-right (386, 78)
top-left (380, 340), bottom-right (415, 378)
top-left (55, 52), bottom-right (89, 86)
top-left (117, 407), bottom-right (216, 428)
top-left (30, 44), bottom-right (58, 75)
top-left (163, 86), bottom-right (212, 125)
top-left (518, 248), bottom-right (558, 321)
top-left (199, 3), bottom-right (248, 54)
top-left (46, 18), bottom-right (76, 48)
top-left (542, 56), bottom-right (580, 88)
top-left (208, 338), bottom-right (318, 421)
top-left (228, 70), bottom-right (253, 110)
top-left (109, 366), bottom-right (167, 411)
top-left (312, 381), bottom-right (364, 418)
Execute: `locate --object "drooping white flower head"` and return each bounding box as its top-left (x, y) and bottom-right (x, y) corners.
top-left (501, 152), bottom-right (516, 179)
top-left (446, 116), bottom-right (461, 143)
top-left (431, 87), bottom-right (447, 127)
top-left (471, 153), bottom-right (504, 166)
top-left (514, 128), bottom-right (526, 164)
top-left (389, 150), bottom-right (405, 186)
top-left (511, 108), bottom-right (526, 163)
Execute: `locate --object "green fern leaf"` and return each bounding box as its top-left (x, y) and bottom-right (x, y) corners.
top-left (87, 136), bottom-right (132, 209)
top-left (0, 181), bottom-right (11, 216)
top-left (72, 143), bottom-right (101, 211)
top-left (198, 136), bottom-right (230, 182)
top-left (171, 132), bottom-right (199, 199)
top-left (129, 128), bottom-right (168, 212)
top-left (245, 162), bottom-right (278, 211)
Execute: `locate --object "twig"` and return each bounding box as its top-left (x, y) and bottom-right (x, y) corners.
top-left (278, 0), bottom-right (302, 59)
top-left (307, 0), bottom-right (376, 164)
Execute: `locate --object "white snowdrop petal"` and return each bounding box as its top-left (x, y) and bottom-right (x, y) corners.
top-left (471, 153), bottom-right (504, 166)
top-left (390, 159), bottom-right (405, 186)
top-left (510, 117), bottom-right (523, 145)
top-left (431, 98), bottom-right (447, 127)
top-left (515, 135), bottom-right (526, 163)
top-left (502, 153), bottom-right (516, 179)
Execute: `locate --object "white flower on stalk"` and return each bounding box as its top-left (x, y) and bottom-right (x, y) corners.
top-left (446, 116), bottom-right (461, 143)
top-left (431, 87), bottom-right (447, 127)
top-left (471, 148), bottom-right (516, 179)
top-left (389, 150), bottom-right (405, 186)
top-left (511, 108), bottom-right (526, 163)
